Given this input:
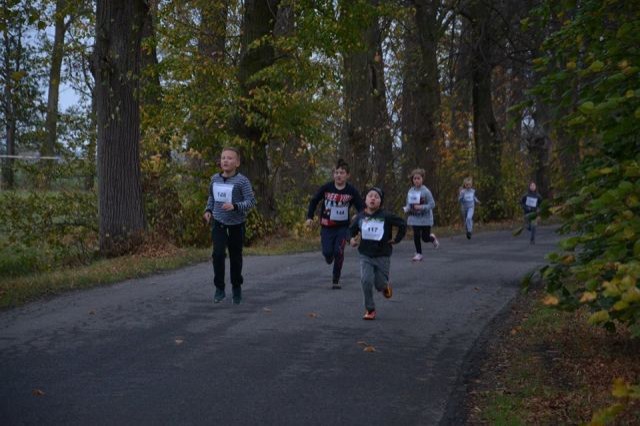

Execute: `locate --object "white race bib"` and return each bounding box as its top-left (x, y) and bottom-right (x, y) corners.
top-left (213, 183), bottom-right (234, 203)
top-left (361, 218), bottom-right (385, 241)
top-left (330, 206), bottom-right (348, 221)
top-left (408, 191), bottom-right (421, 204)
top-left (464, 192), bottom-right (475, 202)
top-left (525, 196), bottom-right (538, 208)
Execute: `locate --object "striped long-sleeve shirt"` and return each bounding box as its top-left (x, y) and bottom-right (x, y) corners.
top-left (205, 172), bottom-right (256, 225)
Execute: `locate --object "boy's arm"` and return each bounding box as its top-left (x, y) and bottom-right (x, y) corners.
top-left (306, 183), bottom-right (327, 220)
top-left (234, 177), bottom-right (257, 212)
top-left (205, 177), bottom-right (215, 213)
top-left (388, 213), bottom-right (407, 243)
top-left (353, 187), bottom-right (365, 213)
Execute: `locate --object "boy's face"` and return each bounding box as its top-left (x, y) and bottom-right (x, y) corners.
top-left (529, 182), bottom-right (537, 192)
top-left (333, 167), bottom-right (348, 186)
top-left (464, 181), bottom-right (471, 188)
top-left (412, 174), bottom-right (423, 187)
top-left (220, 150), bottom-right (240, 173)
top-left (365, 191), bottom-right (381, 210)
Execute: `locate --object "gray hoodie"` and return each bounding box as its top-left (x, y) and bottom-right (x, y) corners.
top-left (403, 185), bottom-right (435, 226)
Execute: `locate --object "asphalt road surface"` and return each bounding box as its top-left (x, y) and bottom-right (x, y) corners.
top-left (0, 227), bottom-right (560, 426)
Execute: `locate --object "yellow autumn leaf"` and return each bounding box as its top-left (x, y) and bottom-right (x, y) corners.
top-left (543, 295), bottom-right (559, 306)
top-left (363, 346), bottom-right (376, 352)
top-left (580, 291), bottom-right (597, 303)
top-left (566, 61), bottom-right (577, 70)
top-left (588, 310), bottom-right (610, 325)
top-left (612, 378), bottom-right (630, 398)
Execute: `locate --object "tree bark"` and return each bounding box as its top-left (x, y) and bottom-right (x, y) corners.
top-left (234, 0), bottom-right (280, 219)
top-left (403, 0), bottom-right (442, 191)
top-left (95, 0), bottom-right (148, 254)
top-left (468, 0), bottom-right (503, 219)
top-left (342, 1), bottom-right (393, 192)
top-left (42, 0), bottom-right (68, 159)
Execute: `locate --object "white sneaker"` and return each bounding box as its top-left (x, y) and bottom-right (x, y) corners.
top-left (412, 253), bottom-right (423, 261)
top-left (431, 234), bottom-right (440, 249)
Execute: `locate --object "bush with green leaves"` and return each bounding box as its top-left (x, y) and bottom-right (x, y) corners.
top-left (532, 0), bottom-right (640, 336)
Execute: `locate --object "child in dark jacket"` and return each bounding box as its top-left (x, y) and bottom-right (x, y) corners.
top-left (520, 181), bottom-right (543, 244)
top-left (349, 187), bottom-right (407, 320)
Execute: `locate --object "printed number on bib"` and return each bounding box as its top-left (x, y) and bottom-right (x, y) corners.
top-left (525, 196), bottom-right (538, 208)
top-left (361, 218), bottom-right (385, 241)
top-left (408, 192), bottom-right (421, 204)
top-left (330, 206), bottom-right (348, 221)
top-left (213, 183), bottom-right (234, 203)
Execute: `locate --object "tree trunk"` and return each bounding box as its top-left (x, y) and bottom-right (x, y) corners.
top-left (469, 0), bottom-right (503, 219)
top-left (405, 0), bottom-right (442, 191)
top-left (234, 0), bottom-right (279, 219)
top-left (42, 0), bottom-right (67, 159)
top-left (342, 1), bottom-right (393, 192)
top-left (1, 16), bottom-right (17, 189)
top-left (198, 0), bottom-right (228, 62)
top-left (95, 0), bottom-right (148, 254)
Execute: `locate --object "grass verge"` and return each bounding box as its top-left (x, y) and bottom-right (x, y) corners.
top-left (0, 235), bottom-right (320, 310)
top-left (466, 287), bottom-right (640, 425)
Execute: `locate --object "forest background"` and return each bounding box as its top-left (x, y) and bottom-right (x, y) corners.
top-left (1, 0), bottom-right (639, 422)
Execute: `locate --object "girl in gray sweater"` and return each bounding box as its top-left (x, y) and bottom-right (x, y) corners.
top-left (403, 168), bottom-right (439, 261)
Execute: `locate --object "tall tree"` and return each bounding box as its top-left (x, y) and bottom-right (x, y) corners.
top-left (234, 0), bottom-right (280, 219)
top-left (1, 0), bottom-right (41, 189)
top-left (462, 0), bottom-right (504, 219)
top-left (401, 0), bottom-right (445, 191)
top-left (41, 0), bottom-right (71, 160)
top-left (342, 1), bottom-right (393, 191)
top-left (94, 0), bottom-right (148, 253)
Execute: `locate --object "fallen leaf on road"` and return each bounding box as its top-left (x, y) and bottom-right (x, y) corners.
top-left (474, 287), bottom-right (480, 291)
top-left (175, 337), bottom-right (184, 345)
top-left (32, 389), bottom-right (45, 396)
top-left (263, 308), bottom-right (272, 313)
top-left (363, 346), bottom-right (376, 352)
top-left (307, 312), bottom-right (319, 318)
top-left (88, 310), bottom-right (96, 315)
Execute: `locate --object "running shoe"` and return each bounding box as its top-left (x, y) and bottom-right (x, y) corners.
top-left (332, 281), bottom-right (342, 289)
top-left (383, 283), bottom-right (392, 299)
top-left (466, 231), bottom-right (472, 239)
top-left (412, 253), bottom-right (423, 262)
top-left (431, 233), bottom-right (440, 249)
top-left (214, 288), bottom-right (226, 303)
top-left (363, 310), bottom-right (377, 320)
top-left (232, 286), bottom-right (242, 304)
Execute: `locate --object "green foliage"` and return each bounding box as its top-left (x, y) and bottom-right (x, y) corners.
top-left (533, 0), bottom-right (640, 336)
top-left (0, 189), bottom-right (98, 276)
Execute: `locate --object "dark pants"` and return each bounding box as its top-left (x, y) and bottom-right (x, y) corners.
top-left (212, 220), bottom-right (245, 289)
top-left (320, 226), bottom-right (348, 283)
top-left (412, 225), bottom-right (432, 254)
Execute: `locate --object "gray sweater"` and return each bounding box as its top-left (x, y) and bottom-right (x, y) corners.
top-left (403, 185), bottom-right (435, 226)
top-left (205, 172), bottom-right (256, 225)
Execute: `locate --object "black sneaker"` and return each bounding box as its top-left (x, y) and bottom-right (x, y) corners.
top-left (232, 287), bottom-right (242, 304)
top-left (466, 231), bottom-right (472, 239)
top-left (332, 281), bottom-right (341, 289)
top-left (214, 288), bottom-right (226, 303)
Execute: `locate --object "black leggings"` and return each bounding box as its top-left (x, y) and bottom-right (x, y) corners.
top-left (413, 226), bottom-right (433, 254)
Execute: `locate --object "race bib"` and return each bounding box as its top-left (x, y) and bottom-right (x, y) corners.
top-left (464, 192), bottom-right (475, 202)
top-left (213, 183), bottom-right (234, 203)
top-left (525, 196), bottom-right (538, 208)
top-left (361, 218), bottom-right (385, 241)
top-left (408, 191), bottom-right (421, 204)
top-left (330, 206), bottom-right (349, 221)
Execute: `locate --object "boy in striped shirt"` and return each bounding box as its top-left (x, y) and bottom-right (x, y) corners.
top-left (203, 147), bottom-right (256, 304)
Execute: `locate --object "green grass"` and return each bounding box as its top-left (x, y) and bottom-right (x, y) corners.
top-left (0, 236), bottom-right (320, 309)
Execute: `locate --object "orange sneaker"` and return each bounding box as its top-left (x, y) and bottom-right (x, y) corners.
top-left (383, 283), bottom-right (392, 299)
top-left (363, 310), bottom-right (377, 320)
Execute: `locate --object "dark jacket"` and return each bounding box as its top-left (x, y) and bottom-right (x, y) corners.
top-left (521, 191), bottom-right (543, 214)
top-left (307, 182), bottom-right (365, 227)
top-left (349, 209), bottom-right (407, 257)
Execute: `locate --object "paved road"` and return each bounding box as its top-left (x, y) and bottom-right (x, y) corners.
top-left (0, 227), bottom-right (559, 426)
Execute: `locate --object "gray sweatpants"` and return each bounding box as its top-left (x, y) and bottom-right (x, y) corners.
top-left (359, 254), bottom-right (390, 312)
